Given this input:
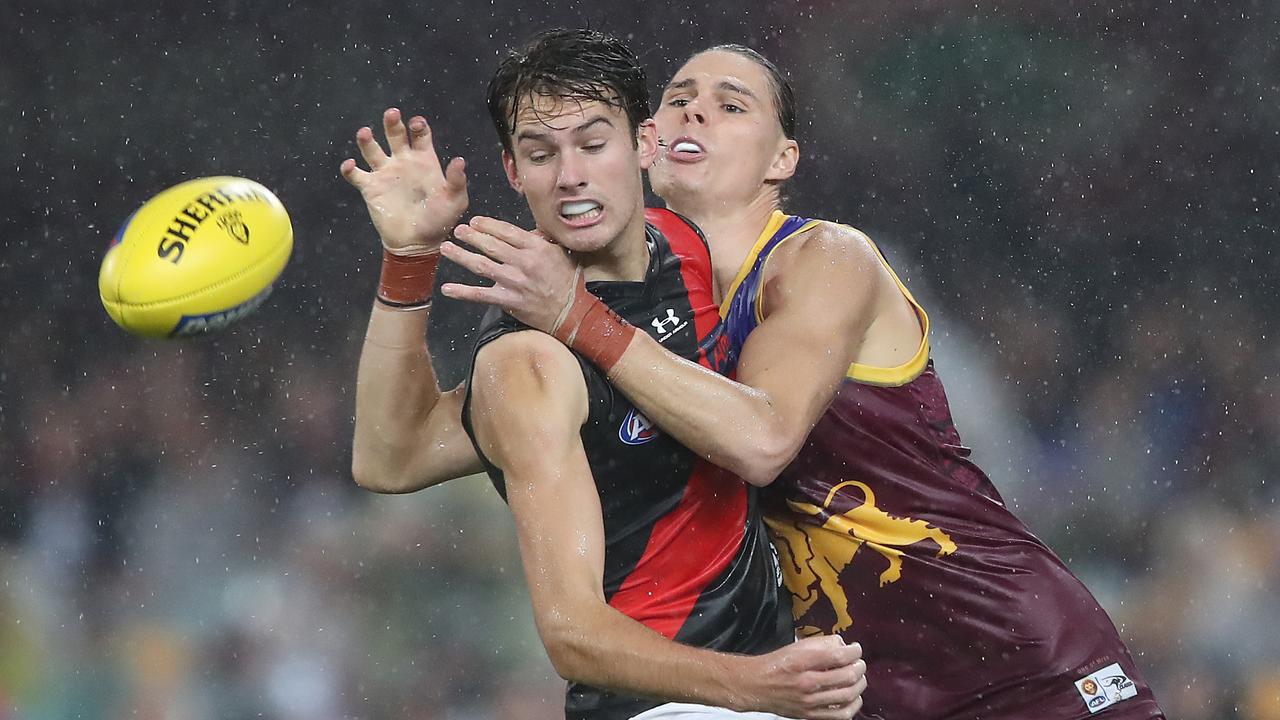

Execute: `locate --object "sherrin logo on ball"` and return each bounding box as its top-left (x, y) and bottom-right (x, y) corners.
top-left (99, 176), bottom-right (293, 338)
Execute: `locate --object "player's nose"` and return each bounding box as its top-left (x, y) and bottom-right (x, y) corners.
top-left (682, 99), bottom-right (708, 126)
top-left (557, 151), bottom-right (588, 190)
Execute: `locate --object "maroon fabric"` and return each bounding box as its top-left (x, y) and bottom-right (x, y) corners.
top-left (763, 363), bottom-right (1164, 720)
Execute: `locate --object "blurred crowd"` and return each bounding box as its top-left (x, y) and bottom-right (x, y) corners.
top-left (2, 1), bottom-right (1275, 719)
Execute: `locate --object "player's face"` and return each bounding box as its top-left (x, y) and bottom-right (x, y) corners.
top-left (503, 95), bottom-right (657, 255)
top-left (650, 50), bottom-right (797, 209)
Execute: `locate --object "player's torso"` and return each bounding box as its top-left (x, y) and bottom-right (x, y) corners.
top-left (468, 210), bottom-right (789, 720)
top-left (722, 212), bottom-right (1163, 720)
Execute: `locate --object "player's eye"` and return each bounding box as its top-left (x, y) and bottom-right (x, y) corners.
top-left (584, 141), bottom-right (607, 153)
top-left (528, 151), bottom-right (552, 164)
top-left (667, 98), bottom-right (690, 107)
top-left (723, 103), bottom-right (745, 113)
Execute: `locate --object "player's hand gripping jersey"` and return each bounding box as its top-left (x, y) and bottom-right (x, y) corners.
top-left (462, 209), bottom-right (791, 720)
top-left (721, 212), bottom-right (1164, 720)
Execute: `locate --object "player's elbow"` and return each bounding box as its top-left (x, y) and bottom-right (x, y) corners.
top-left (351, 446), bottom-right (412, 494)
top-left (538, 620), bottom-right (598, 683)
top-left (351, 454), bottom-right (395, 494)
top-left (735, 433), bottom-right (801, 488)
top-left (533, 602), bottom-right (611, 684)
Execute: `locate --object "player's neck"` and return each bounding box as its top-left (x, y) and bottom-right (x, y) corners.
top-left (573, 207), bottom-right (650, 283)
top-left (669, 191), bottom-right (780, 296)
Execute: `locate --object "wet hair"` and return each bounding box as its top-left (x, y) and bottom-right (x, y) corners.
top-left (487, 28), bottom-right (650, 157)
top-left (702, 44), bottom-right (796, 140)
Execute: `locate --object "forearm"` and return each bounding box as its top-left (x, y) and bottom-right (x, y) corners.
top-left (352, 302), bottom-right (454, 491)
top-left (541, 599), bottom-right (765, 711)
top-left (606, 333), bottom-right (792, 486)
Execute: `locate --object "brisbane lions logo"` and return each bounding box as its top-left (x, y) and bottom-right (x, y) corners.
top-left (767, 480), bottom-right (957, 634)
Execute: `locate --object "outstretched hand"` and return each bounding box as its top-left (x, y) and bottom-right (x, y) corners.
top-left (340, 107), bottom-right (468, 255)
top-left (439, 216), bottom-right (581, 333)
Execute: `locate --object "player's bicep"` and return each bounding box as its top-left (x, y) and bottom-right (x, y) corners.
top-left (737, 229), bottom-right (880, 431)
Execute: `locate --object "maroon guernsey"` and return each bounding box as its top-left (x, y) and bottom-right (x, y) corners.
top-left (720, 211), bottom-right (1165, 720)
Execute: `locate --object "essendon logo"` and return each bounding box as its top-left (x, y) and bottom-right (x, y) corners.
top-left (619, 408), bottom-right (658, 445)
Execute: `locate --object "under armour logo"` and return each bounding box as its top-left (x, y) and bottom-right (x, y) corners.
top-left (651, 308), bottom-right (687, 342)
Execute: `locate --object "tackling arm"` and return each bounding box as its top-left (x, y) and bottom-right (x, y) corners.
top-left (438, 219), bottom-right (886, 487)
top-left (469, 331), bottom-right (865, 718)
top-left (605, 224), bottom-right (883, 486)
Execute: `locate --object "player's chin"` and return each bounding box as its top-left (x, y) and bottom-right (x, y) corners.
top-left (553, 225), bottom-right (615, 254)
top-left (650, 169), bottom-right (701, 205)
top-left (647, 166), bottom-right (679, 198)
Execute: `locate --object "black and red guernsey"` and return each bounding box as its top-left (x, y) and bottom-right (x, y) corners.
top-left (461, 209), bottom-right (791, 720)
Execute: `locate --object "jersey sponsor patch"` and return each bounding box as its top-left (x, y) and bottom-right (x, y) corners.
top-left (619, 408), bottom-right (659, 445)
top-left (651, 307), bottom-right (688, 343)
top-left (1075, 662), bottom-right (1138, 713)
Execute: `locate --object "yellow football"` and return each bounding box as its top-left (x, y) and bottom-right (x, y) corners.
top-left (99, 176), bottom-right (293, 338)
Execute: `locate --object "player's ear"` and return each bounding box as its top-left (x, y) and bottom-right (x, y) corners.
top-left (765, 138), bottom-right (799, 183)
top-left (502, 150), bottom-right (522, 193)
top-left (637, 119), bottom-right (659, 171)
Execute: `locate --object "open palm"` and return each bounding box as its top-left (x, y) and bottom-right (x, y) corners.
top-left (341, 108), bottom-right (468, 255)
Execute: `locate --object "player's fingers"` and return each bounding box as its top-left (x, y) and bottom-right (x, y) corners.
top-left (807, 697), bottom-right (861, 720)
top-left (383, 107), bottom-right (410, 154)
top-left (444, 156), bottom-right (469, 194)
top-left (469, 215), bottom-right (537, 248)
top-left (339, 159), bottom-right (368, 188)
top-left (832, 641), bottom-right (863, 668)
top-left (805, 694), bottom-right (860, 720)
top-left (439, 282), bottom-right (513, 311)
top-left (408, 115), bottom-right (446, 168)
top-left (819, 660), bottom-right (864, 690)
top-left (439, 241), bottom-right (507, 282)
top-left (807, 687), bottom-right (860, 709)
top-left (792, 635), bottom-right (846, 670)
top-left (452, 226), bottom-right (515, 265)
top-left (798, 671), bottom-right (863, 720)
top-left (355, 126), bottom-right (388, 169)
top-left (817, 637), bottom-right (863, 670)
top-left (408, 114), bottom-right (431, 142)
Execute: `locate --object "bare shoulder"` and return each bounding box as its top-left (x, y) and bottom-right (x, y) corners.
top-left (762, 220), bottom-right (883, 308)
top-left (472, 329), bottom-right (584, 399)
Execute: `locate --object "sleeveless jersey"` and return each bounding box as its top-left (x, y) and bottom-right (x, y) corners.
top-left (462, 209), bottom-right (791, 720)
top-left (721, 211), bottom-right (1164, 720)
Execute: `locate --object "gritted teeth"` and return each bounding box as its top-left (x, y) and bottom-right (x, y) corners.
top-left (561, 200), bottom-right (602, 218)
top-left (672, 141), bottom-right (703, 153)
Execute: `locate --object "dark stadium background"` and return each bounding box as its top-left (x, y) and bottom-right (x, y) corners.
top-left (1, 1), bottom-right (1276, 718)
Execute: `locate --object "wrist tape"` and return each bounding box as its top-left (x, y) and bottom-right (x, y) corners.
top-left (551, 272), bottom-right (636, 372)
top-left (377, 249), bottom-right (440, 308)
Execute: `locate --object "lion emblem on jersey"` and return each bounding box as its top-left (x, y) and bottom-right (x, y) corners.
top-left (767, 480), bottom-right (957, 634)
